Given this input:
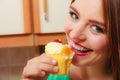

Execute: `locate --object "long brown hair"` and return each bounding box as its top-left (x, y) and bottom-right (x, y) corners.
top-left (71, 0), bottom-right (120, 79)
top-left (103, 0), bottom-right (120, 80)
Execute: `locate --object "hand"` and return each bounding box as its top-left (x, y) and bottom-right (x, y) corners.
top-left (21, 53), bottom-right (58, 80)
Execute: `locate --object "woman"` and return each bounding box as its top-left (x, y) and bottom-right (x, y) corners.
top-left (22, 0), bottom-right (120, 80)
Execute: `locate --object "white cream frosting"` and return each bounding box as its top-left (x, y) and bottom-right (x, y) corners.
top-left (45, 42), bottom-right (74, 59)
top-left (45, 42), bottom-right (64, 54)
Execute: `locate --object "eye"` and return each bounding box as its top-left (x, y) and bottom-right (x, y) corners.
top-left (69, 11), bottom-right (78, 20)
top-left (91, 25), bottom-right (105, 33)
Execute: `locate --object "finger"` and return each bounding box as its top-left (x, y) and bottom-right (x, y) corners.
top-left (39, 53), bottom-right (57, 65)
top-left (22, 77), bottom-right (42, 80)
top-left (38, 63), bottom-right (58, 73)
top-left (22, 65), bottom-right (45, 78)
top-left (21, 79), bottom-right (34, 80)
top-left (27, 54), bottom-right (57, 66)
top-left (22, 62), bottom-right (58, 78)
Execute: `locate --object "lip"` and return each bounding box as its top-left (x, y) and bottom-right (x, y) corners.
top-left (69, 39), bottom-right (93, 56)
top-left (71, 47), bottom-right (91, 56)
top-left (70, 39), bottom-right (85, 47)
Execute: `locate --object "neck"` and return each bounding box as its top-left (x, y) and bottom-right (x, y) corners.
top-left (70, 63), bottom-right (112, 80)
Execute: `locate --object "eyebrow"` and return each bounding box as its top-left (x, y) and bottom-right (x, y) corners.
top-left (89, 20), bottom-right (105, 27)
top-left (70, 5), bottom-right (105, 27)
top-left (70, 5), bottom-right (79, 16)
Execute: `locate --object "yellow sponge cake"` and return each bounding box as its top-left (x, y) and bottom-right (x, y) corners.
top-left (45, 41), bottom-right (74, 75)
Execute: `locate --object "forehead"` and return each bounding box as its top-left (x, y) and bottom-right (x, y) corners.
top-left (71, 0), bottom-right (103, 14)
top-left (71, 0), bottom-right (103, 7)
top-left (71, 0), bottom-right (104, 23)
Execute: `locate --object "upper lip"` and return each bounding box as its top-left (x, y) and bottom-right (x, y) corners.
top-left (69, 39), bottom-right (92, 51)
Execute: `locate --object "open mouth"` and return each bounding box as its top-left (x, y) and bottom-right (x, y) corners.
top-left (69, 40), bottom-right (93, 56)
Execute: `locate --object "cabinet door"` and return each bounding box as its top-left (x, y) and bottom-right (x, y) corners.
top-left (33, 0), bottom-right (71, 33)
top-left (0, 0), bottom-right (32, 35)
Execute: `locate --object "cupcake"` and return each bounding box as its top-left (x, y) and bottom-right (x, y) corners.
top-left (45, 40), bottom-right (74, 80)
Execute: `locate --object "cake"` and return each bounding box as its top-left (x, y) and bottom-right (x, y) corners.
top-left (45, 41), bottom-right (74, 75)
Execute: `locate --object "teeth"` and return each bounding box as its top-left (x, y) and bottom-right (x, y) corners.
top-left (70, 42), bottom-right (88, 52)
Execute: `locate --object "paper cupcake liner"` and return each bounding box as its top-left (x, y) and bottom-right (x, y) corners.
top-left (47, 74), bottom-right (70, 80)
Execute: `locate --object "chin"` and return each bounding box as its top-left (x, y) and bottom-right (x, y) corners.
top-left (72, 54), bottom-right (104, 67)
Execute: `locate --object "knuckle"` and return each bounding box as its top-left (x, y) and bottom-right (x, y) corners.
top-left (27, 60), bottom-right (32, 65)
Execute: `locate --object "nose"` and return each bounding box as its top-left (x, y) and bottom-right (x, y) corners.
top-left (70, 28), bottom-right (86, 42)
top-left (69, 22), bottom-right (87, 42)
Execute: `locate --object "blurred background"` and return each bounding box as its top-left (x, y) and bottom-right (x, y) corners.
top-left (0, 0), bottom-right (71, 80)
top-left (0, 47), bottom-right (34, 80)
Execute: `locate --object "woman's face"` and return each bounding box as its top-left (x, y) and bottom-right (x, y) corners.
top-left (64, 0), bottom-right (108, 66)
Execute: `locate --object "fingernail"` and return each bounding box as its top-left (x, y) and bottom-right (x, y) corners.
top-left (52, 60), bottom-right (56, 65)
top-left (41, 71), bottom-right (45, 77)
top-left (53, 66), bottom-right (58, 72)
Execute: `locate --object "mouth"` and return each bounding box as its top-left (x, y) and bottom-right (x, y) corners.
top-left (69, 40), bottom-right (93, 56)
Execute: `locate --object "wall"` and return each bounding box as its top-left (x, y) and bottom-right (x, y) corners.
top-left (0, 47), bottom-right (35, 80)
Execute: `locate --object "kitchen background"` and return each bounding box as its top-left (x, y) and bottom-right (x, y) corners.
top-left (0, 47), bottom-right (35, 80)
top-left (0, 0), bottom-right (71, 80)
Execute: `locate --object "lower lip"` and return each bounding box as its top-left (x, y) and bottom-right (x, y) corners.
top-left (71, 47), bottom-right (92, 56)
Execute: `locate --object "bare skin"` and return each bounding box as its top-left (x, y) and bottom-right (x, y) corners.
top-left (22, 54), bottom-right (58, 80)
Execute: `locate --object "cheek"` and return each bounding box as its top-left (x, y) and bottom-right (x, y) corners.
top-left (89, 36), bottom-right (107, 51)
top-left (64, 21), bottom-right (72, 33)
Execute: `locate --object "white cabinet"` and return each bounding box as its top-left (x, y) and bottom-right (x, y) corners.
top-left (0, 0), bottom-right (33, 47)
top-left (0, 0), bottom-right (31, 35)
top-left (33, 0), bottom-right (71, 33)
top-left (0, 0), bottom-right (69, 47)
